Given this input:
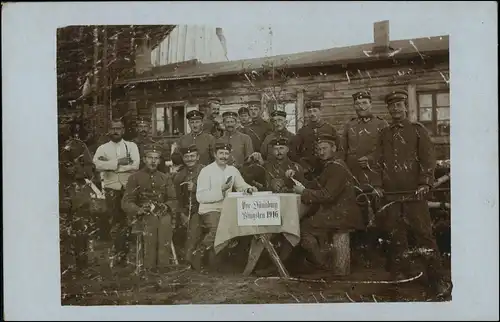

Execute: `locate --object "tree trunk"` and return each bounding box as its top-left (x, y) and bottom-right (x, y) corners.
top-left (331, 232), bottom-right (351, 276)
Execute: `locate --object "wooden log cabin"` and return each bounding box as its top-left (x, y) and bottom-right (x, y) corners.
top-left (112, 21), bottom-right (450, 161)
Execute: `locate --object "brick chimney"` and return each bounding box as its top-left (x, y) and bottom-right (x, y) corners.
top-left (372, 20), bottom-right (391, 53)
top-left (216, 27), bottom-right (228, 60)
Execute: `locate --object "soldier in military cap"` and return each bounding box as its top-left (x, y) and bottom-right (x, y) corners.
top-left (260, 110), bottom-right (296, 160)
top-left (173, 144), bottom-right (204, 267)
top-left (131, 116), bottom-right (169, 173)
top-left (342, 90), bottom-right (389, 266)
top-left (203, 97), bottom-right (224, 138)
top-left (172, 110), bottom-right (216, 167)
top-left (289, 100), bottom-right (342, 180)
top-left (293, 133), bottom-right (363, 270)
top-left (240, 100), bottom-right (273, 153)
top-left (370, 89), bottom-right (452, 298)
top-left (217, 111), bottom-right (255, 168)
top-left (263, 137), bottom-right (306, 193)
top-left (195, 142), bottom-right (258, 270)
top-left (121, 143), bottom-right (177, 271)
top-left (237, 106), bottom-right (252, 130)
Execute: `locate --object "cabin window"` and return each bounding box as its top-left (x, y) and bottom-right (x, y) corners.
top-left (282, 102), bottom-right (297, 134)
top-left (152, 102), bottom-right (186, 136)
top-left (417, 91), bottom-right (450, 136)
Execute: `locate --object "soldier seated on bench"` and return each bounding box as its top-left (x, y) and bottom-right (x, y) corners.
top-left (293, 134), bottom-right (364, 272)
top-left (122, 144), bottom-right (176, 272)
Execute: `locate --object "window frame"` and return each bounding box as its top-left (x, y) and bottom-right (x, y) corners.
top-left (151, 101), bottom-right (187, 137)
top-left (416, 90), bottom-right (450, 137)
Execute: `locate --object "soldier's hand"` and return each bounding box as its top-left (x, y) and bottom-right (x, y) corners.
top-left (246, 186), bottom-right (259, 194)
top-left (293, 183), bottom-right (305, 194)
top-left (137, 207), bottom-right (147, 218)
top-left (179, 213), bottom-right (190, 227)
top-left (285, 169), bottom-right (296, 179)
top-left (358, 156), bottom-right (369, 169)
top-left (222, 182), bottom-right (232, 192)
top-left (98, 156), bottom-right (109, 161)
top-left (373, 187), bottom-right (384, 198)
top-left (415, 185), bottom-right (431, 199)
top-left (186, 181), bottom-right (195, 192)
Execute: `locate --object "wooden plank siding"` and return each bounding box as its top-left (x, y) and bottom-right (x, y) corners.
top-left (113, 55), bottom-right (450, 159)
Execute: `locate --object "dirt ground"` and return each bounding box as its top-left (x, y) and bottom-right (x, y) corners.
top-left (61, 238), bottom-right (451, 306)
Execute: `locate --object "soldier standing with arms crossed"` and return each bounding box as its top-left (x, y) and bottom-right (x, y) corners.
top-left (342, 91), bottom-right (389, 267)
top-left (372, 90), bottom-right (452, 298)
top-left (173, 144), bottom-right (204, 268)
top-left (121, 144), bottom-right (176, 272)
top-left (93, 119), bottom-right (140, 267)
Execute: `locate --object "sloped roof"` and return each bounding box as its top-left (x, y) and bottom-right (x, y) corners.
top-left (116, 35), bottom-right (449, 85)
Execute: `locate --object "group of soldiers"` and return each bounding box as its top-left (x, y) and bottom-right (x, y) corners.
top-left (58, 89), bottom-right (452, 298)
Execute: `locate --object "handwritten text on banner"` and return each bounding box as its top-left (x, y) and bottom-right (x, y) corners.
top-left (237, 196), bottom-right (281, 226)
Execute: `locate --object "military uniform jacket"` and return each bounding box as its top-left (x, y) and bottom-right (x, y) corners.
top-left (203, 117), bottom-right (223, 138)
top-left (240, 118), bottom-right (273, 153)
top-left (373, 119), bottom-right (436, 192)
top-left (176, 132), bottom-right (216, 166)
top-left (301, 158), bottom-right (363, 231)
top-left (173, 164), bottom-right (204, 215)
top-left (121, 168), bottom-right (176, 219)
top-left (342, 115), bottom-right (389, 187)
top-left (264, 159), bottom-right (306, 193)
top-left (259, 129), bottom-right (296, 160)
top-left (216, 131), bottom-right (254, 167)
top-left (290, 121), bottom-right (342, 172)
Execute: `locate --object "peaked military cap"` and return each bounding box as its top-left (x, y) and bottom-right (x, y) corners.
top-left (305, 101), bottom-right (322, 109)
top-left (186, 109), bottom-right (204, 120)
top-left (144, 143), bottom-right (162, 156)
top-left (247, 100), bottom-right (261, 107)
top-left (270, 110), bottom-right (287, 118)
top-left (352, 91), bottom-right (372, 101)
top-left (207, 97), bottom-right (222, 104)
top-left (215, 142), bottom-right (232, 152)
top-left (222, 111), bottom-right (238, 119)
top-left (137, 116), bottom-right (151, 126)
top-left (180, 144), bottom-right (198, 155)
top-left (317, 134), bottom-right (337, 144)
top-left (270, 137), bottom-right (289, 146)
top-left (385, 90), bottom-right (409, 104)
top-left (238, 107), bottom-right (250, 115)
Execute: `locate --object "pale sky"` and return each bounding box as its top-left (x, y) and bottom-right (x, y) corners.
top-left (204, 1), bottom-right (460, 62)
top-left (221, 18), bottom-right (451, 61)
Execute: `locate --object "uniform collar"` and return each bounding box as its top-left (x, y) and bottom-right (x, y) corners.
top-left (142, 167), bottom-right (159, 175)
top-left (190, 130), bottom-right (203, 138)
top-left (390, 118), bottom-right (410, 128)
top-left (358, 115), bottom-right (374, 123)
top-left (309, 120), bottom-right (324, 128)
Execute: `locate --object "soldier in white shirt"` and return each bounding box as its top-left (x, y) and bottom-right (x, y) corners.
top-left (93, 119), bottom-right (140, 267)
top-left (194, 142), bottom-right (258, 270)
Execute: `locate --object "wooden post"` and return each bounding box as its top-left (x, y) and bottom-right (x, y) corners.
top-left (331, 231), bottom-right (351, 276)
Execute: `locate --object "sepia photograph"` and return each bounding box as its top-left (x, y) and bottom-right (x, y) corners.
top-left (3, 2), bottom-right (498, 320)
top-left (57, 20), bottom-right (453, 305)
